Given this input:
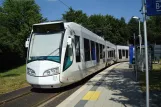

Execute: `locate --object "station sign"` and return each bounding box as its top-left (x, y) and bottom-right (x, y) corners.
top-left (146, 0), bottom-right (161, 16)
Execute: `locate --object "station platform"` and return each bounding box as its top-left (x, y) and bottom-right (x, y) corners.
top-left (57, 62), bottom-right (145, 107)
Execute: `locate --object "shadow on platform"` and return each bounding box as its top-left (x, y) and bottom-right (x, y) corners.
top-left (86, 68), bottom-right (145, 107)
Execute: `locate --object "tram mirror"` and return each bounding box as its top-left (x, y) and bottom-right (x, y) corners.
top-left (25, 38), bottom-right (29, 48)
top-left (67, 37), bottom-right (72, 46)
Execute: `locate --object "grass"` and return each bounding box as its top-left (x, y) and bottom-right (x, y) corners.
top-left (153, 62), bottom-right (161, 70)
top-left (140, 62), bottom-right (161, 91)
top-left (0, 65), bottom-right (29, 95)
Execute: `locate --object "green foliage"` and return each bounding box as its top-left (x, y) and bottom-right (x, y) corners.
top-left (0, 2), bottom-right (160, 71)
top-left (62, 8), bottom-right (130, 45)
top-left (127, 18), bottom-right (140, 44)
top-left (0, 0), bottom-right (46, 70)
top-left (147, 16), bottom-right (161, 44)
top-left (62, 7), bottom-right (89, 27)
top-left (128, 16), bottom-right (161, 45)
top-left (128, 18), bottom-right (139, 36)
top-left (63, 8), bottom-right (160, 45)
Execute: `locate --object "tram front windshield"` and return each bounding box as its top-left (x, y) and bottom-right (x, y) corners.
top-left (28, 23), bottom-right (64, 63)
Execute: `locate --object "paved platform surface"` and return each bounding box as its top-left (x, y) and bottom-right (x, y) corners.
top-left (57, 62), bottom-right (145, 107)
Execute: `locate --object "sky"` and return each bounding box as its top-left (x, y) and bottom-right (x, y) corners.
top-left (0, 0), bottom-right (143, 23)
top-left (35, 0), bottom-right (143, 23)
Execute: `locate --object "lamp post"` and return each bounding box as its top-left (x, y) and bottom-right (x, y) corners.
top-left (132, 16), bottom-right (142, 54)
top-left (132, 16), bottom-right (144, 72)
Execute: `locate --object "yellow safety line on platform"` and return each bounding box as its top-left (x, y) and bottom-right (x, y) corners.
top-left (82, 91), bottom-right (101, 101)
top-left (82, 91), bottom-right (94, 100)
top-left (90, 91), bottom-right (100, 100)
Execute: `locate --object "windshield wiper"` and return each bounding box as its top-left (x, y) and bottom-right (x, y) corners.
top-left (47, 48), bottom-right (59, 56)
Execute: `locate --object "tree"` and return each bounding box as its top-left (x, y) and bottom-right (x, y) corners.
top-left (62, 8), bottom-right (130, 45)
top-left (62, 7), bottom-right (89, 27)
top-left (88, 14), bottom-right (106, 35)
top-left (147, 16), bottom-right (161, 44)
top-left (0, 0), bottom-right (46, 70)
top-left (118, 17), bottom-right (130, 45)
top-left (128, 18), bottom-right (140, 45)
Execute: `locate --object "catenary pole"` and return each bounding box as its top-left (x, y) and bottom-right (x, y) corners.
top-left (142, 0), bottom-right (149, 106)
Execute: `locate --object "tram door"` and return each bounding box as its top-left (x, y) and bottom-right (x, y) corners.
top-left (122, 50), bottom-right (126, 59)
top-left (119, 49), bottom-right (122, 59)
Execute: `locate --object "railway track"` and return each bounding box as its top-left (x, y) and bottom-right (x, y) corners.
top-left (0, 85), bottom-right (81, 107)
top-left (0, 64), bottom-right (117, 107)
top-left (0, 84), bottom-right (82, 107)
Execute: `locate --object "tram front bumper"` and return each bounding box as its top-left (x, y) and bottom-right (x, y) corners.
top-left (27, 74), bottom-right (62, 88)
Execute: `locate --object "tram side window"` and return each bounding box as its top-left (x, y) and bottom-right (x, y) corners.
top-left (84, 38), bottom-right (90, 61)
top-left (108, 51), bottom-right (110, 58)
top-left (122, 50), bottom-right (125, 56)
top-left (110, 51), bottom-right (111, 57)
top-left (112, 51), bottom-right (113, 57)
top-left (103, 45), bottom-right (105, 58)
top-left (119, 49), bottom-right (122, 59)
top-left (110, 51), bottom-right (112, 57)
top-left (63, 45), bottom-right (73, 71)
top-left (126, 50), bottom-right (128, 58)
top-left (75, 35), bottom-right (81, 62)
top-left (96, 43), bottom-right (100, 62)
top-left (100, 44), bottom-right (103, 59)
top-left (112, 51), bottom-right (114, 57)
top-left (91, 41), bottom-right (95, 60)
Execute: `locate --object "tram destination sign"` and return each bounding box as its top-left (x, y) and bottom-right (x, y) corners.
top-left (146, 0), bottom-right (161, 16)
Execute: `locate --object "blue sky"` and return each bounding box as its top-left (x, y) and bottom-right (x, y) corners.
top-left (35, 0), bottom-right (142, 23)
top-left (0, 0), bottom-right (142, 22)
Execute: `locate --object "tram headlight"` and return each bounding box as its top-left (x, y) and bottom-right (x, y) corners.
top-left (27, 68), bottom-right (36, 76)
top-left (43, 67), bottom-right (59, 76)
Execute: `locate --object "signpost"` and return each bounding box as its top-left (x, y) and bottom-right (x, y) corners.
top-left (146, 0), bottom-right (161, 16)
top-left (142, 0), bottom-right (149, 107)
top-left (144, 0), bottom-right (161, 107)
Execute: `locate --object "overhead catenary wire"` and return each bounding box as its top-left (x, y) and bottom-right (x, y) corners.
top-left (58, 0), bottom-right (70, 9)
